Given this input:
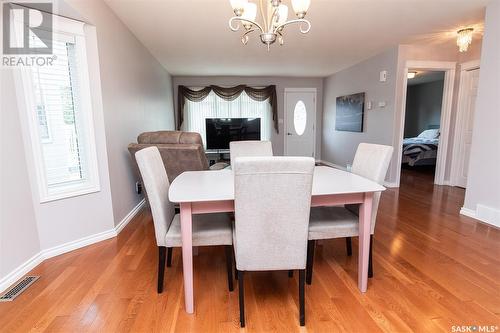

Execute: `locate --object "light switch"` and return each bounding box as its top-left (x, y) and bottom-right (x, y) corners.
top-left (379, 70), bottom-right (387, 82)
top-left (366, 101), bottom-right (373, 110)
top-left (378, 101), bottom-right (387, 108)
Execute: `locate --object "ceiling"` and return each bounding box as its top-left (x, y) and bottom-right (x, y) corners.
top-left (103, 0), bottom-right (488, 77)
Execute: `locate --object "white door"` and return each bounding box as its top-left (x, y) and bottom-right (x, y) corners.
top-left (456, 68), bottom-right (480, 188)
top-left (284, 89), bottom-right (316, 157)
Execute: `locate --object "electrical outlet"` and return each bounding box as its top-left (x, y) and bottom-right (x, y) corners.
top-left (135, 181), bottom-right (142, 195)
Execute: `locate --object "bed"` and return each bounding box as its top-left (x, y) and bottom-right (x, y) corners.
top-left (402, 128), bottom-right (440, 166)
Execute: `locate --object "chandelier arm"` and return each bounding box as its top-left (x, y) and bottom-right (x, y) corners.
top-left (229, 17), bottom-right (265, 34)
top-left (259, 0), bottom-right (268, 33)
top-left (269, 6), bottom-right (279, 32)
top-left (243, 28), bottom-right (257, 37)
top-left (273, 19), bottom-right (311, 34)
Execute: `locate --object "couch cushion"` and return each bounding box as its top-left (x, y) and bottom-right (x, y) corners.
top-left (137, 131), bottom-right (202, 145)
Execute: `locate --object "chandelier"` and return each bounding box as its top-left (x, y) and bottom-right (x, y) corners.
top-left (229, 0), bottom-right (311, 50)
top-left (456, 28), bottom-right (474, 52)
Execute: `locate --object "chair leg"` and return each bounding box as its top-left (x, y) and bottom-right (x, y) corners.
top-left (238, 270), bottom-right (245, 327)
top-left (157, 246), bottom-right (167, 293)
top-left (306, 240), bottom-right (315, 285)
top-left (166, 247), bottom-right (173, 267)
top-left (346, 237), bottom-right (352, 256)
top-left (299, 269), bottom-right (305, 326)
top-left (288, 270), bottom-right (293, 278)
top-left (368, 235), bottom-right (373, 278)
top-left (225, 245), bottom-right (234, 291)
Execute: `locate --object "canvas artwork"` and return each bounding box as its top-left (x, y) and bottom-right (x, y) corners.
top-left (335, 92), bottom-right (365, 132)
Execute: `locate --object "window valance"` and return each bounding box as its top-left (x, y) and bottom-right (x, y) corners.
top-left (177, 85), bottom-right (278, 133)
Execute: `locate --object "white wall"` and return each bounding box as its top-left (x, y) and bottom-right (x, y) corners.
top-left (67, 0), bottom-right (176, 225)
top-left (321, 47), bottom-right (399, 173)
top-left (172, 76), bottom-right (323, 158)
top-left (0, 0), bottom-right (176, 289)
top-left (463, 0), bottom-right (500, 227)
top-left (0, 70), bottom-right (41, 279)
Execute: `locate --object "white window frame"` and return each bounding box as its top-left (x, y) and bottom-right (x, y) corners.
top-left (14, 14), bottom-right (100, 203)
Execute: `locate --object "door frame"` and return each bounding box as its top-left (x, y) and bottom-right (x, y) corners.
top-left (284, 88), bottom-right (317, 158)
top-left (394, 60), bottom-right (456, 186)
top-left (450, 60), bottom-right (481, 187)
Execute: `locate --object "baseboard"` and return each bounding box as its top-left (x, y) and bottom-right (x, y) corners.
top-left (0, 199), bottom-right (146, 293)
top-left (41, 228), bottom-right (118, 260)
top-left (115, 199), bottom-right (146, 234)
top-left (460, 205), bottom-right (500, 228)
top-left (0, 253), bottom-right (44, 294)
top-left (460, 207), bottom-right (477, 219)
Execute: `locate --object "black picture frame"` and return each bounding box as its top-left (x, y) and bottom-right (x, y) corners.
top-left (335, 92), bottom-right (365, 132)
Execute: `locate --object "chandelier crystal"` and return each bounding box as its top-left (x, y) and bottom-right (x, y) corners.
top-left (229, 0), bottom-right (311, 50)
top-left (456, 28), bottom-right (474, 52)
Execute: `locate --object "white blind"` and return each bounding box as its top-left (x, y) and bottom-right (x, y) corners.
top-left (183, 90), bottom-right (272, 148)
top-left (31, 38), bottom-right (88, 188)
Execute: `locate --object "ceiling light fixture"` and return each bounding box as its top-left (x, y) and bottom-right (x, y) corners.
top-left (407, 71), bottom-right (417, 79)
top-left (229, 0), bottom-right (311, 50)
top-left (456, 28), bottom-right (474, 52)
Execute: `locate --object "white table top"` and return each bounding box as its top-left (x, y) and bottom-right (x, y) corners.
top-left (169, 166), bottom-right (385, 203)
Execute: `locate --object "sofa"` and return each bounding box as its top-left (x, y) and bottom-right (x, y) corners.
top-left (128, 131), bottom-right (228, 185)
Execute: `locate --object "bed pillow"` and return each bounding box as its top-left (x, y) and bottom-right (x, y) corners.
top-left (417, 129), bottom-right (440, 139)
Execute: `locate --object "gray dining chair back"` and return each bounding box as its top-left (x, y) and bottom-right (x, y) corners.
top-left (135, 146), bottom-right (234, 295)
top-left (135, 146), bottom-right (175, 247)
top-left (233, 156), bottom-right (315, 271)
top-left (229, 140), bottom-right (273, 166)
top-left (350, 143), bottom-right (393, 231)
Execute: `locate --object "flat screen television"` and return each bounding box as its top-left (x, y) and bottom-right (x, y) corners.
top-left (205, 118), bottom-right (261, 150)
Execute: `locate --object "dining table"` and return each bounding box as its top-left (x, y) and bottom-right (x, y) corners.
top-left (169, 165), bottom-right (385, 314)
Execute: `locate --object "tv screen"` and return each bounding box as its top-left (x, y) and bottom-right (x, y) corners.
top-left (206, 118), bottom-right (261, 150)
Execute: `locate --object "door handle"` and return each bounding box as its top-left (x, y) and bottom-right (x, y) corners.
top-left (287, 132), bottom-right (293, 136)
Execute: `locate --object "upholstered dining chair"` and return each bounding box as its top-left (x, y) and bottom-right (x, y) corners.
top-left (233, 156), bottom-right (315, 327)
top-left (135, 147), bottom-right (234, 294)
top-left (229, 140), bottom-right (273, 166)
top-left (306, 143), bottom-right (393, 285)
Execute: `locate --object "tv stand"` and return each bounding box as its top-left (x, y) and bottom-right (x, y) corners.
top-left (206, 149), bottom-right (230, 166)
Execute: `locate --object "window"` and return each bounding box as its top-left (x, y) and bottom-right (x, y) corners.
top-left (293, 100), bottom-right (307, 136)
top-left (16, 16), bottom-right (100, 202)
top-left (183, 90), bottom-right (272, 148)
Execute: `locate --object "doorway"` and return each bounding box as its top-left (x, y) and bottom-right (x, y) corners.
top-left (394, 61), bottom-right (456, 186)
top-left (401, 70), bottom-right (445, 179)
top-left (284, 88), bottom-right (316, 157)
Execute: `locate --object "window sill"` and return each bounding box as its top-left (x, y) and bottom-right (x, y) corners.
top-left (39, 185), bottom-right (101, 203)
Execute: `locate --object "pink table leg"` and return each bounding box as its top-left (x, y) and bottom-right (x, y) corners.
top-left (180, 202), bottom-right (194, 313)
top-left (358, 192), bottom-right (373, 292)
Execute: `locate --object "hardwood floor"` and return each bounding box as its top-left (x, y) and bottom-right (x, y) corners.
top-left (1, 169), bottom-right (499, 332)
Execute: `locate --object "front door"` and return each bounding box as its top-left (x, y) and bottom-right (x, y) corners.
top-left (456, 68), bottom-right (480, 188)
top-left (284, 89), bottom-right (316, 157)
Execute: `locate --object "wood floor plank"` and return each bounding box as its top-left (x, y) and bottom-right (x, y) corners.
top-left (0, 167), bottom-right (498, 332)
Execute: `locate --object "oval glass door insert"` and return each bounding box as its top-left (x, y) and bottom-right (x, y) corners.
top-left (293, 100), bottom-right (307, 135)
